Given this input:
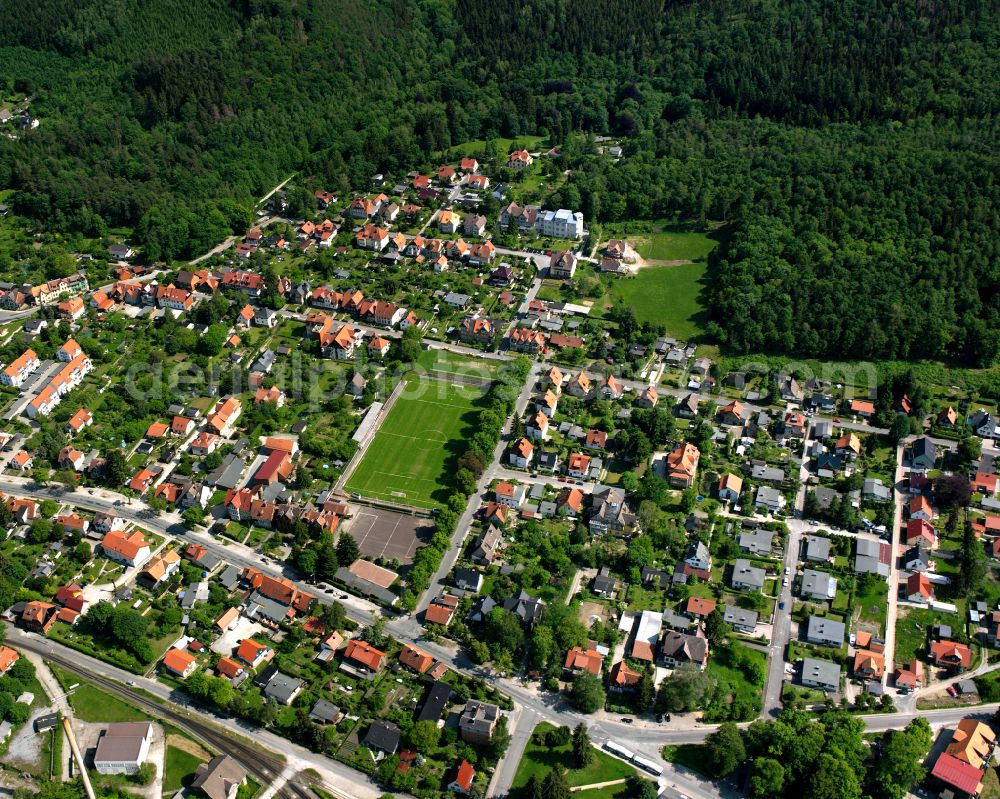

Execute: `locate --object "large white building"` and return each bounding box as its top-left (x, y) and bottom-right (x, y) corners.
top-left (537, 209), bottom-right (584, 239)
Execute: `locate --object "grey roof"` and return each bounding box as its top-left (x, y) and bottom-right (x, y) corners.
top-left (454, 567), bottom-right (483, 591)
top-left (308, 699), bottom-right (342, 723)
top-left (192, 549), bottom-right (222, 571)
top-left (251, 349), bottom-right (276, 373)
top-left (218, 565), bottom-right (240, 590)
top-left (93, 722), bottom-right (152, 766)
top-left (444, 291), bottom-right (470, 306)
top-left (662, 610), bottom-right (692, 630)
top-left (685, 541), bottom-right (711, 563)
top-left (264, 672), bottom-right (303, 704)
top-left (751, 465), bottom-right (785, 483)
top-left (502, 589), bottom-right (544, 624)
top-left (363, 720), bottom-right (401, 753)
top-left (812, 486), bottom-right (841, 511)
top-left (911, 437), bottom-right (937, 462)
top-left (244, 591), bottom-right (290, 623)
top-left (739, 530), bottom-right (773, 555)
top-left (722, 605), bottom-right (759, 629)
top-left (466, 595), bottom-right (497, 621)
top-left (806, 615), bottom-right (845, 645)
top-left (801, 569), bottom-right (838, 598)
top-left (660, 630), bottom-right (709, 664)
top-left (755, 486), bottom-right (784, 509)
top-left (801, 657), bottom-right (841, 689)
top-left (207, 454), bottom-right (248, 489)
top-left (731, 559), bottom-right (766, 590)
top-left (863, 478), bottom-right (891, 501)
top-left (593, 572), bottom-right (617, 594)
top-left (191, 757), bottom-right (247, 799)
top-left (855, 538), bottom-right (883, 557)
top-left (459, 700), bottom-right (499, 738)
top-left (805, 536), bottom-right (832, 561)
top-left (812, 420), bottom-right (834, 439)
top-left (904, 546), bottom-right (929, 567)
top-left (855, 555), bottom-right (889, 577)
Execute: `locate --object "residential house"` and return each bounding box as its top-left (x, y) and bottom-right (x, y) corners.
top-left (564, 643), bottom-right (603, 677)
top-left (906, 518), bottom-right (936, 547)
top-left (549, 251), bottom-right (577, 279)
top-left (683, 541), bottom-right (712, 572)
top-left (459, 700), bottom-right (499, 745)
top-left (910, 496), bottom-right (934, 521)
top-left (806, 616), bottom-right (845, 647)
top-left (660, 630), bottom-right (709, 669)
top-left (755, 486), bottom-right (785, 514)
top-left (731, 559), bottom-right (766, 592)
top-left (906, 572), bottom-right (934, 602)
top-left (911, 437), bottom-right (938, 470)
top-left (363, 721), bottom-right (401, 755)
top-left (191, 756), bottom-right (247, 799)
top-left (449, 760), bottom-right (476, 795)
top-left (801, 658), bottom-right (841, 693)
top-left (722, 606), bottom-right (758, 634)
top-left (684, 597), bottom-right (717, 620)
top-left (162, 648), bottom-right (198, 678)
top-left (852, 648), bottom-right (885, 680)
top-left (738, 530), bottom-right (773, 557)
top-left (264, 672), bottom-right (303, 705)
top-left (804, 536), bottom-right (832, 563)
top-left (509, 437), bottom-right (534, 468)
top-left (341, 639), bottom-right (386, 680)
top-left (589, 487), bottom-right (636, 536)
top-left (100, 530), bottom-right (151, 568)
top-left (930, 640), bottom-right (972, 673)
top-left (665, 442), bottom-right (700, 488)
top-left (862, 478), bottom-right (891, 503)
top-left (800, 569), bottom-right (838, 601)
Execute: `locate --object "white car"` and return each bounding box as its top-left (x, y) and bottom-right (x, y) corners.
top-left (782, 577), bottom-right (789, 587)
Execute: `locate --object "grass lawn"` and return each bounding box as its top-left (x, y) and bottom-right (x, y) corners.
top-left (344, 377), bottom-right (485, 509)
top-left (661, 743), bottom-right (710, 776)
top-left (854, 578), bottom-right (889, 634)
top-left (706, 643), bottom-right (767, 716)
top-left (612, 262), bottom-right (709, 339)
top-left (982, 767), bottom-right (1000, 799)
top-left (893, 606), bottom-right (967, 664)
top-left (163, 745), bottom-right (207, 792)
top-left (511, 723), bottom-right (636, 792)
top-left (634, 229), bottom-right (719, 262)
top-left (416, 348), bottom-right (498, 379)
top-left (50, 665), bottom-right (149, 723)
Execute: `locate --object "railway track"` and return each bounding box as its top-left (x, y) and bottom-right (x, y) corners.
top-left (16, 638), bottom-right (317, 799)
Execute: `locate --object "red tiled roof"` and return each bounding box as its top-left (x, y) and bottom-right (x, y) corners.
top-left (931, 752), bottom-right (983, 796)
top-left (686, 597), bottom-right (716, 617)
top-left (344, 639), bottom-right (385, 671)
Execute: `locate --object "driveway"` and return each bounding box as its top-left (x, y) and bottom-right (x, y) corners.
top-left (211, 617), bottom-right (266, 656)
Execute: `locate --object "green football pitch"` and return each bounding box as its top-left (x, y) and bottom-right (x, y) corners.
top-left (344, 377), bottom-right (485, 509)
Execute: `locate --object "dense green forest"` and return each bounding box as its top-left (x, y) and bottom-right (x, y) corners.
top-left (0, 0), bottom-right (998, 361)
